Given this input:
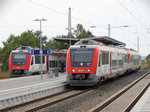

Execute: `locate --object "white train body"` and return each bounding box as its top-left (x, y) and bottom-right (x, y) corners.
top-left (67, 40), bottom-right (141, 86)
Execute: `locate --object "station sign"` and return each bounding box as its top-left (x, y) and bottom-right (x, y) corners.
top-left (28, 50), bottom-right (53, 55)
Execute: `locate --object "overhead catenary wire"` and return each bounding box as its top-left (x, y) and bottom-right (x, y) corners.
top-left (131, 0), bottom-right (149, 25)
top-left (116, 0), bottom-right (147, 30)
top-left (29, 0), bottom-right (94, 25)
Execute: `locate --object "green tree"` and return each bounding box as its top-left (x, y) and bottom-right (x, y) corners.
top-left (45, 35), bottom-right (69, 50)
top-left (0, 47), bottom-right (2, 64)
top-left (74, 24), bottom-right (94, 39)
top-left (47, 24), bottom-right (94, 50)
top-left (0, 24), bottom-right (93, 72)
top-left (33, 31), bottom-right (47, 48)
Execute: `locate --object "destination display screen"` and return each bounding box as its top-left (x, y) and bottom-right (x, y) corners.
top-left (14, 54), bottom-right (27, 59)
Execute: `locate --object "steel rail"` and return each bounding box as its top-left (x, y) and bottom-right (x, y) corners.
top-left (89, 71), bottom-right (150, 112)
top-left (124, 82), bottom-right (150, 112)
top-left (1, 70), bottom-right (147, 112)
top-left (22, 71), bottom-right (142, 112)
top-left (26, 87), bottom-right (96, 112)
top-left (1, 88), bottom-right (72, 112)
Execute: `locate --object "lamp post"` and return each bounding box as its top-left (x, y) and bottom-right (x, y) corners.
top-left (34, 18), bottom-right (47, 79)
top-left (134, 29), bottom-right (139, 52)
top-left (90, 24), bottom-right (129, 37)
top-left (107, 24), bottom-right (129, 37)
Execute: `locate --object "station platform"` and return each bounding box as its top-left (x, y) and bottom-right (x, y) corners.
top-left (0, 72), bottom-right (68, 110)
top-left (131, 86), bottom-right (150, 112)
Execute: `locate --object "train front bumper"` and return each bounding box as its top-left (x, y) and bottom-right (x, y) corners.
top-left (9, 70), bottom-right (33, 77)
top-left (67, 74), bottom-right (99, 86)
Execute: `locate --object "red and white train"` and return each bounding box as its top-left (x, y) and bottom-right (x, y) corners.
top-left (67, 39), bottom-right (141, 86)
top-left (9, 46), bottom-right (66, 77)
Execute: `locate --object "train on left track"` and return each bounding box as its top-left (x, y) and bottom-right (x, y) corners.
top-left (66, 39), bottom-right (141, 86)
top-left (9, 46), bottom-right (66, 77)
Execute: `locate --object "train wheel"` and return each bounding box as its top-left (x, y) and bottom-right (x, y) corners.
top-left (135, 69), bottom-right (138, 72)
top-left (100, 77), bottom-right (105, 83)
top-left (114, 74), bottom-right (119, 79)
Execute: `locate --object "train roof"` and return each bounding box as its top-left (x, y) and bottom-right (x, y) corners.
top-left (89, 36), bottom-right (126, 46)
top-left (16, 46), bottom-right (39, 50)
top-left (12, 46), bottom-right (67, 55)
top-left (71, 39), bottom-right (139, 55)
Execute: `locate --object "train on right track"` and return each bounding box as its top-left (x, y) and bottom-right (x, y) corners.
top-left (66, 39), bottom-right (141, 86)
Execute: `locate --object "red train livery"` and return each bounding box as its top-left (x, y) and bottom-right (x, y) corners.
top-left (67, 39), bottom-right (141, 86)
top-left (9, 46), bottom-right (66, 77)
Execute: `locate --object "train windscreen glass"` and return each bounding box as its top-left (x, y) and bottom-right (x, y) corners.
top-left (71, 48), bottom-right (95, 67)
top-left (12, 53), bottom-right (27, 65)
top-left (14, 54), bottom-right (27, 59)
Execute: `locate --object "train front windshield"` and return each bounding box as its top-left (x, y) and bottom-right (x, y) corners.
top-left (12, 53), bottom-right (28, 65)
top-left (71, 48), bottom-right (95, 67)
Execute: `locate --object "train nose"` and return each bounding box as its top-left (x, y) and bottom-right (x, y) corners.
top-left (75, 74), bottom-right (85, 80)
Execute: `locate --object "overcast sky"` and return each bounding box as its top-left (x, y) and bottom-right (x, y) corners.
top-left (0, 0), bottom-right (150, 56)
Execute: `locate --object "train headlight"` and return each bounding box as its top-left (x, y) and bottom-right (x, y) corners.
top-left (86, 69), bottom-right (90, 72)
top-left (72, 69), bottom-right (76, 72)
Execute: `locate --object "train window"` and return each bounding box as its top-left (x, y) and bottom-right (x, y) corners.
top-left (118, 53), bottom-right (123, 67)
top-left (134, 55), bottom-right (139, 64)
top-left (35, 56), bottom-right (45, 64)
top-left (119, 60), bottom-right (123, 67)
top-left (124, 54), bottom-right (128, 62)
top-left (130, 55), bottom-right (134, 62)
top-left (12, 53), bottom-right (27, 65)
top-left (31, 57), bottom-right (33, 65)
top-left (111, 52), bottom-right (117, 69)
top-left (14, 54), bottom-right (27, 59)
top-left (49, 61), bottom-right (57, 68)
top-left (71, 48), bottom-right (94, 67)
top-left (118, 53), bottom-right (122, 60)
top-left (112, 60), bottom-right (117, 69)
top-left (98, 54), bottom-right (101, 67)
top-left (102, 52), bottom-right (109, 65)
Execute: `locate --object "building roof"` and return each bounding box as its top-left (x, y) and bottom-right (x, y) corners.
top-left (146, 54), bottom-right (150, 59)
top-left (53, 37), bottom-right (79, 45)
top-left (91, 36), bottom-right (126, 46)
top-left (53, 36), bottom-right (126, 46)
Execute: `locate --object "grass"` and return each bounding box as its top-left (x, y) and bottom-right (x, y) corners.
top-left (141, 59), bottom-right (150, 68)
top-left (0, 71), bottom-right (10, 79)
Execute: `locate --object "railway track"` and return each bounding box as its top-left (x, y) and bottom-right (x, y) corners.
top-left (0, 86), bottom-right (97, 112)
top-left (0, 76), bottom-right (124, 111)
top-left (124, 82), bottom-right (150, 112)
top-left (1, 69), bottom-right (149, 112)
top-left (88, 71), bottom-right (150, 112)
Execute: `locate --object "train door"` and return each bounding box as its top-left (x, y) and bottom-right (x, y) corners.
top-left (97, 52), bottom-right (102, 77)
top-left (111, 52), bottom-right (118, 77)
top-left (130, 55), bottom-right (134, 70)
top-left (118, 53), bottom-right (123, 75)
top-left (29, 55), bottom-right (34, 73)
top-left (28, 55), bottom-right (35, 74)
top-left (34, 56), bottom-right (47, 73)
top-left (101, 52), bottom-right (109, 78)
top-left (110, 53), bottom-right (112, 78)
top-left (124, 54), bottom-right (128, 73)
top-left (133, 55), bottom-right (135, 70)
top-left (122, 54), bottom-right (124, 74)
